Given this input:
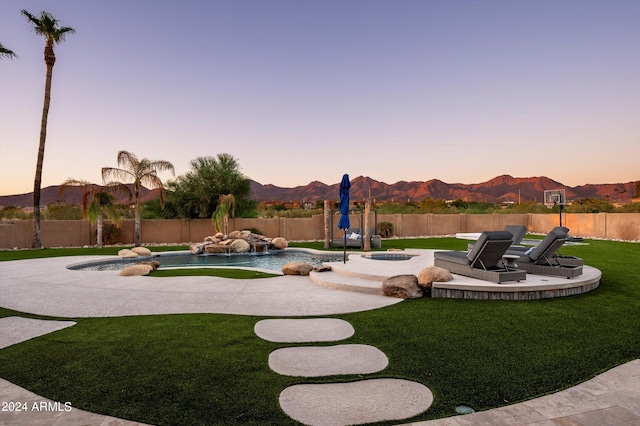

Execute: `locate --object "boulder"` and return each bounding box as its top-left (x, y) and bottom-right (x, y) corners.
top-left (382, 274), bottom-right (423, 299)
top-left (119, 264), bottom-right (153, 276)
top-left (228, 230), bottom-right (243, 239)
top-left (131, 246), bottom-right (152, 256)
top-left (314, 265), bottom-right (332, 273)
top-left (190, 242), bottom-right (205, 254)
top-left (118, 249), bottom-right (139, 258)
top-left (205, 244), bottom-right (230, 254)
top-left (204, 236), bottom-right (219, 243)
top-left (272, 237), bottom-right (288, 249)
top-left (282, 261), bottom-right (314, 276)
top-left (230, 238), bottom-right (251, 253)
top-left (137, 260), bottom-right (161, 270)
top-left (215, 232), bottom-right (224, 239)
top-left (417, 266), bottom-right (454, 290)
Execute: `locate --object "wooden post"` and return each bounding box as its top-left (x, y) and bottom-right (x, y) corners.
top-left (324, 200), bottom-right (330, 249)
top-left (364, 199), bottom-right (371, 251)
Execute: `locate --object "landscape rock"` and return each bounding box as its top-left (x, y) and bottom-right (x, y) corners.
top-left (228, 230), bottom-right (243, 239)
top-left (214, 232), bottom-right (224, 239)
top-left (131, 246), bottom-right (152, 256)
top-left (137, 260), bottom-right (161, 270)
top-left (272, 237), bottom-right (288, 249)
top-left (417, 266), bottom-right (454, 290)
top-left (282, 261), bottom-right (314, 276)
top-left (119, 264), bottom-right (153, 276)
top-left (205, 244), bottom-right (230, 253)
top-left (118, 249), bottom-right (139, 258)
top-left (382, 274), bottom-right (423, 299)
top-left (230, 238), bottom-right (251, 253)
top-left (314, 265), bottom-right (332, 272)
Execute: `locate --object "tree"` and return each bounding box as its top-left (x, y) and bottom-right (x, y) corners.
top-left (102, 151), bottom-right (174, 246)
top-left (212, 194), bottom-right (236, 235)
top-left (0, 42), bottom-right (17, 59)
top-left (22, 10), bottom-right (75, 248)
top-left (165, 154), bottom-right (253, 219)
top-left (58, 179), bottom-right (131, 247)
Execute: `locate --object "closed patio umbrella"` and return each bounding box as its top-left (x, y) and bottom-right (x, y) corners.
top-left (338, 174), bottom-right (351, 263)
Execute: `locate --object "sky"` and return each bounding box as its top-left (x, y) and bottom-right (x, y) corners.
top-left (0, 0), bottom-right (638, 196)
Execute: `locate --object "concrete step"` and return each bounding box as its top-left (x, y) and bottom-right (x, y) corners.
top-left (309, 270), bottom-right (383, 295)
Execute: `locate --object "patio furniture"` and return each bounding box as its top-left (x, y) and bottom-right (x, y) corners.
top-left (504, 225), bottom-right (527, 246)
top-left (506, 228), bottom-right (583, 278)
top-left (434, 231), bottom-right (526, 284)
top-left (331, 228), bottom-right (376, 249)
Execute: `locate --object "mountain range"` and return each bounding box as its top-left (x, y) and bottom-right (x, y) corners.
top-left (2, 175), bottom-right (633, 208)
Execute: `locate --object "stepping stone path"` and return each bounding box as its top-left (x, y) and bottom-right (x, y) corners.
top-left (254, 317), bottom-right (433, 425)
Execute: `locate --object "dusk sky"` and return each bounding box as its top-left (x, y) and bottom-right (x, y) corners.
top-left (1, 0), bottom-right (638, 196)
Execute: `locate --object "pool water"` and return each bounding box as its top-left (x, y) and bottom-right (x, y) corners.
top-left (68, 250), bottom-right (343, 272)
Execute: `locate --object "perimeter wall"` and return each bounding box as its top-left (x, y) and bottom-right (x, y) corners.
top-left (1, 213), bottom-right (638, 248)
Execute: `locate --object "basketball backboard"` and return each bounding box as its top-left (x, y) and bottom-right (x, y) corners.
top-left (543, 189), bottom-right (567, 207)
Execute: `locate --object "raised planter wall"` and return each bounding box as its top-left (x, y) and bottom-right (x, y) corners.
top-left (1, 213), bottom-right (639, 248)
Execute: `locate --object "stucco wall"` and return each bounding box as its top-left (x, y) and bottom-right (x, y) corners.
top-left (2, 213), bottom-right (639, 248)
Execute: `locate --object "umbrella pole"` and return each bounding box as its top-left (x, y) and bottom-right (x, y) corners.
top-left (343, 230), bottom-right (347, 263)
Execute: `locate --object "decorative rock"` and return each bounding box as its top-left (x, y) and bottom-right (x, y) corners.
top-left (228, 230), bottom-right (243, 239)
top-left (417, 266), bottom-right (454, 290)
top-left (314, 265), bottom-right (332, 272)
top-left (137, 260), bottom-right (161, 270)
top-left (205, 244), bottom-right (229, 253)
top-left (204, 236), bottom-right (218, 243)
top-left (230, 238), bottom-right (251, 253)
top-left (214, 232), bottom-right (224, 239)
top-left (272, 237), bottom-right (288, 249)
top-left (131, 246), bottom-right (152, 256)
top-left (119, 264), bottom-right (153, 276)
top-left (382, 274), bottom-right (423, 299)
top-left (118, 249), bottom-right (138, 258)
top-left (282, 261), bottom-right (314, 276)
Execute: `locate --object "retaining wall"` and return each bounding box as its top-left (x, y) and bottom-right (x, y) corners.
top-left (1, 213), bottom-right (638, 248)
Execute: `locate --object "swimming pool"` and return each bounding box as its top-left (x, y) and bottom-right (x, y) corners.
top-left (68, 250), bottom-right (343, 272)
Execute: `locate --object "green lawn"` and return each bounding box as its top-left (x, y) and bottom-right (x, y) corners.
top-left (0, 239), bottom-right (638, 425)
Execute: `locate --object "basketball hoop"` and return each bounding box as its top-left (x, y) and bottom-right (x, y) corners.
top-left (543, 189), bottom-right (567, 226)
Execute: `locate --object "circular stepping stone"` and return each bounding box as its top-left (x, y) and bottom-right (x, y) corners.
top-left (269, 344), bottom-right (388, 377)
top-left (279, 378), bottom-right (433, 426)
top-left (254, 318), bottom-right (354, 343)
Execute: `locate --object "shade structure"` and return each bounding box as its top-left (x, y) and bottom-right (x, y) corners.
top-left (338, 174), bottom-right (351, 262)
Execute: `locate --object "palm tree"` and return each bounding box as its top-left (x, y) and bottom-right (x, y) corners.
top-left (212, 194), bottom-right (236, 235)
top-left (102, 151), bottom-right (175, 246)
top-left (22, 10), bottom-right (75, 248)
top-left (58, 179), bottom-right (131, 247)
top-left (0, 42), bottom-right (17, 59)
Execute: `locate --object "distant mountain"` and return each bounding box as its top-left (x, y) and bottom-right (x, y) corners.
top-left (0, 185), bottom-right (160, 208)
top-left (1, 175), bottom-right (635, 208)
top-left (250, 175), bottom-right (636, 204)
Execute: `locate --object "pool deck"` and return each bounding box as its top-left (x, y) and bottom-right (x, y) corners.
top-left (0, 251), bottom-right (637, 426)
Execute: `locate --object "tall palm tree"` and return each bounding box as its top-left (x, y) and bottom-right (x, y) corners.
top-left (102, 151), bottom-right (175, 246)
top-left (58, 179), bottom-right (131, 248)
top-left (0, 42), bottom-right (17, 59)
top-left (212, 194), bottom-right (236, 235)
top-left (22, 10), bottom-right (75, 248)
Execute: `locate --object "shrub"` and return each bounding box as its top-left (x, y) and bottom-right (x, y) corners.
top-left (377, 221), bottom-right (394, 238)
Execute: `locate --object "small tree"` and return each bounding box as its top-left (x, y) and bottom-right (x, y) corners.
top-left (102, 151), bottom-right (174, 246)
top-left (212, 194), bottom-right (236, 235)
top-left (58, 179), bottom-right (131, 247)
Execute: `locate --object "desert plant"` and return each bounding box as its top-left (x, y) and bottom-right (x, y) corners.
top-left (377, 221), bottom-right (394, 238)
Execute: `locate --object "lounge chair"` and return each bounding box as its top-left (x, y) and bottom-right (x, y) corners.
top-left (467, 225), bottom-right (527, 250)
top-left (507, 227), bottom-right (583, 267)
top-left (331, 228), bottom-right (375, 249)
top-left (434, 231), bottom-right (526, 284)
top-left (506, 228), bottom-right (582, 278)
top-left (504, 225), bottom-right (527, 246)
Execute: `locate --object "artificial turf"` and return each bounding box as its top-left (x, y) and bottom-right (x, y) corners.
top-left (0, 238), bottom-right (638, 425)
